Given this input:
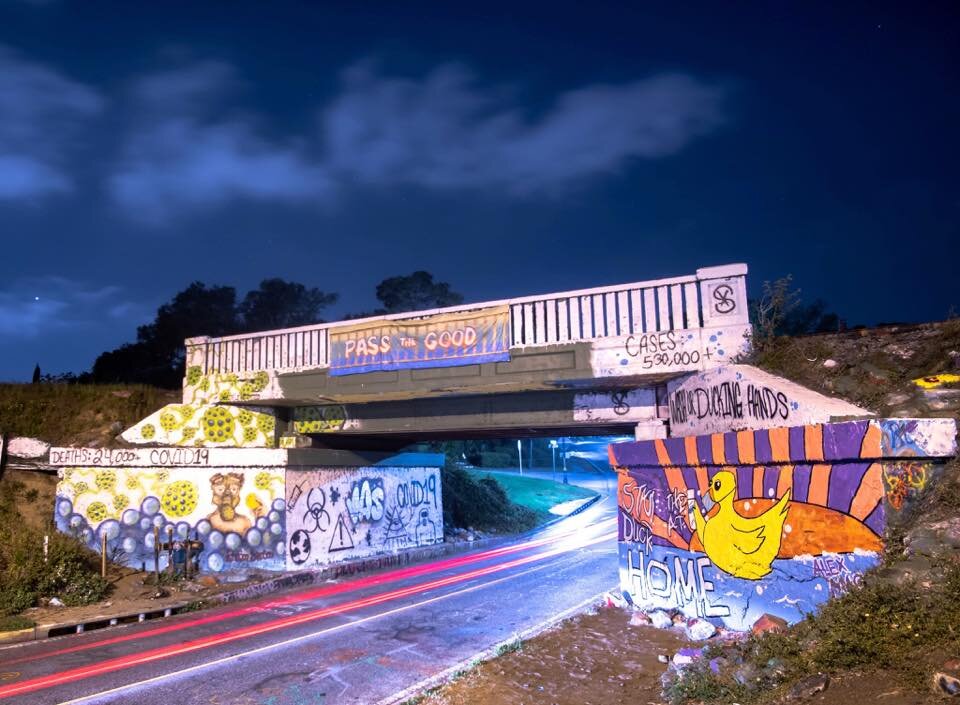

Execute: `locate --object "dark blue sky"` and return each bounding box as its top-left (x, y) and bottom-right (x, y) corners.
top-left (1, 1), bottom-right (957, 381)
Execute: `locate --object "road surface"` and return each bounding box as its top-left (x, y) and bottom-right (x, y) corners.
top-left (0, 471), bottom-right (618, 705)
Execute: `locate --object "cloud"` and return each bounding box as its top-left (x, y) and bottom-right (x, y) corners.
top-left (108, 62), bottom-right (332, 223)
top-left (0, 277), bottom-right (143, 338)
top-left (0, 44), bottom-right (103, 200)
top-left (322, 63), bottom-right (726, 194)
top-left (106, 59), bottom-right (726, 222)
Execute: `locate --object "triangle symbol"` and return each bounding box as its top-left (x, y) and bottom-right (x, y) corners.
top-left (329, 513), bottom-right (355, 552)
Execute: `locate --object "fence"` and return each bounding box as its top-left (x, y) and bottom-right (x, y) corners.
top-left (187, 264), bottom-right (748, 375)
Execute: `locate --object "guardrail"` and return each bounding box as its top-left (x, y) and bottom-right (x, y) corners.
top-left (186, 264), bottom-right (748, 375)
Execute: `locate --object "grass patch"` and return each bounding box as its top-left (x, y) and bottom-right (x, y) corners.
top-left (0, 614), bottom-right (35, 632)
top-left (0, 383), bottom-right (175, 445)
top-left (467, 470), bottom-right (596, 519)
top-left (494, 635), bottom-right (524, 656)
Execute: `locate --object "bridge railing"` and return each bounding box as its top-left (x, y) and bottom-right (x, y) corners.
top-left (186, 264), bottom-right (748, 375)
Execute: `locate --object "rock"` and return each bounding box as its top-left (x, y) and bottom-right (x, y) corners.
top-left (822, 359), bottom-right (838, 369)
top-left (109, 421), bottom-right (124, 435)
top-left (684, 618), bottom-right (717, 641)
top-left (733, 662), bottom-right (761, 685)
top-left (48, 597), bottom-right (64, 607)
top-left (647, 610), bottom-right (673, 629)
top-left (884, 392), bottom-right (913, 406)
top-left (7, 437), bottom-right (50, 459)
top-left (672, 647), bottom-right (703, 666)
top-left (629, 611), bottom-right (650, 626)
top-left (787, 673), bottom-right (830, 699)
top-left (657, 654), bottom-right (669, 664)
top-left (198, 575), bottom-right (218, 587)
top-left (861, 362), bottom-right (891, 380)
top-left (943, 658), bottom-right (960, 672)
top-left (752, 613), bottom-right (788, 635)
top-left (934, 672), bottom-right (960, 696)
top-left (922, 389), bottom-right (960, 412)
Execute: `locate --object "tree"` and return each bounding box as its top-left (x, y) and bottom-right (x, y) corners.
top-left (91, 278), bottom-right (341, 387)
top-left (376, 271), bottom-right (464, 313)
top-left (31, 364), bottom-right (40, 384)
top-left (750, 275), bottom-right (840, 342)
top-left (93, 282), bottom-right (238, 387)
top-left (238, 278), bottom-right (338, 332)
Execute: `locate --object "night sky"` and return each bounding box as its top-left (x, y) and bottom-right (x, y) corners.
top-left (1, 1), bottom-right (957, 381)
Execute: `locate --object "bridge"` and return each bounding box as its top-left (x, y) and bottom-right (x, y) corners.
top-left (182, 263), bottom-right (751, 446)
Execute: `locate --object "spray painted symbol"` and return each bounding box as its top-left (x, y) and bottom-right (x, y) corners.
top-left (712, 284), bottom-right (736, 315)
top-left (611, 391), bottom-right (631, 416)
top-left (329, 513), bottom-right (354, 552)
top-left (302, 488), bottom-right (330, 533)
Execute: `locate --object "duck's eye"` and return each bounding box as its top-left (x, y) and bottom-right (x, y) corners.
top-left (713, 480), bottom-right (721, 491)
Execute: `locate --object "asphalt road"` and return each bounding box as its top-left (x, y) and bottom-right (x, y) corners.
top-left (0, 470), bottom-right (618, 705)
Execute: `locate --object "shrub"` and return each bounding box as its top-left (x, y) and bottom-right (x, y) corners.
top-left (440, 462), bottom-right (538, 534)
top-left (0, 480), bottom-right (109, 615)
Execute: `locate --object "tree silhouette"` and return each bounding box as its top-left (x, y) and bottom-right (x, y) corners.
top-left (346, 271), bottom-right (464, 319)
top-left (238, 278), bottom-right (338, 332)
top-left (93, 282), bottom-right (238, 387)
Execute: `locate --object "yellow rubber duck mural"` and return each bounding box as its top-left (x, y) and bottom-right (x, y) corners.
top-left (690, 470), bottom-right (791, 580)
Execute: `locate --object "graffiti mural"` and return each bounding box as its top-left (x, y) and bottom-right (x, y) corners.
top-left (121, 404), bottom-right (277, 448)
top-left (181, 343), bottom-right (284, 406)
top-left (293, 405), bottom-right (355, 434)
top-left (611, 418), bottom-right (957, 632)
top-left (54, 466), bottom-right (286, 572)
top-left (284, 466), bottom-right (443, 569)
top-left (665, 365), bottom-right (868, 436)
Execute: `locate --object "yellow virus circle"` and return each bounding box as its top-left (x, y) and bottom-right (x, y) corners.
top-left (72, 481), bottom-right (89, 496)
top-left (113, 494), bottom-right (129, 511)
top-left (87, 501), bottom-right (109, 523)
top-left (202, 406), bottom-right (236, 443)
top-left (238, 409), bottom-right (254, 426)
top-left (178, 405), bottom-right (196, 421)
top-left (159, 411), bottom-right (181, 432)
top-left (199, 377), bottom-right (211, 392)
top-left (254, 471), bottom-right (274, 490)
top-left (125, 476), bottom-right (140, 490)
top-left (186, 366), bottom-right (203, 386)
top-left (252, 371), bottom-right (269, 392)
top-left (160, 480), bottom-right (198, 518)
top-left (141, 424), bottom-right (156, 440)
top-left (181, 426), bottom-right (197, 440)
top-left (95, 470), bottom-right (117, 492)
top-left (256, 414), bottom-right (275, 436)
top-left (243, 426), bottom-right (258, 444)
top-left (239, 382), bottom-right (255, 401)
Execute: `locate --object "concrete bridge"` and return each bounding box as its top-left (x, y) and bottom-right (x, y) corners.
top-left (182, 264), bottom-right (752, 445)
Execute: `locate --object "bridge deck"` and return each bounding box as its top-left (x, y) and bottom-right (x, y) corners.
top-left (184, 263), bottom-right (751, 408)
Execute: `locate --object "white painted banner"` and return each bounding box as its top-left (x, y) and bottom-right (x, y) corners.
top-left (665, 364), bottom-right (870, 436)
top-left (49, 446), bottom-right (290, 468)
top-left (589, 324), bottom-right (751, 378)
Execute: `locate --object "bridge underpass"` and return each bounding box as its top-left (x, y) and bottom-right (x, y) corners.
top-left (175, 263), bottom-right (752, 447)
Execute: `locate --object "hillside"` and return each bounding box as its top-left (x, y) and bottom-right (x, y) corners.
top-left (0, 383), bottom-right (179, 447)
